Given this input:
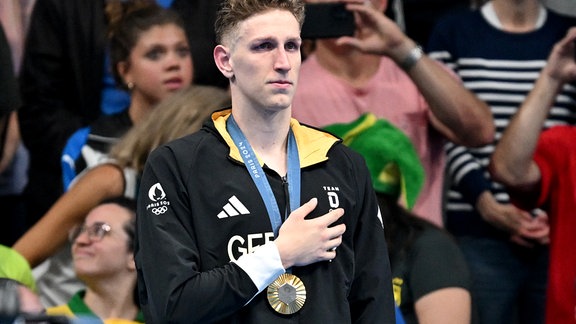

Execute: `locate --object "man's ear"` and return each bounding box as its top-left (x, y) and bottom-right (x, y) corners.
top-left (214, 45), bottom-right (234, 79)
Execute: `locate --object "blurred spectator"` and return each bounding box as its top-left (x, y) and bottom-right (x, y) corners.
top-left (13, 85), bottom-right (230, 306)
top-left (17, 0), bottom-right (225, 233)
top-left (0, 22), bottom-right (19, 170)
top-left (61, 3), bottom-right (193, 191)
top-left (293, 0), bottom-right (494, 226)
top-left (490, 28), bottom-right (576, 324)
top-left (0, 23), bottom-right (16, 140)
top-left (0, 245), bottom-right (46, 323)
top-left (0, 20), bottom-right (26, 247)
top-left (16, 3), bottom-right (193, 307)
top-left (176, 0), bottom-right (227, 88)
top-left (0, 245), bottom-right (37, 293)
top-left (46, 197), bottom-right (143, 323)
top-left (0, 278), bottom-right (50, 324)
top-left (0, 0), bottom-right (36, 74)
top-left (543, 0), bottom-right (576, 17)
top-left (325, 114), bottom-right (472, 324)
top-left (386, 0), bottom-right (471, 48)
top-left (427, 1), bottom-right (576, 323)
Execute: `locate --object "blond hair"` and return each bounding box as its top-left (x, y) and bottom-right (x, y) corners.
top-left (215, 0), bottom-right (305, 45)
top-left (109, 85), bottom-right (231, 172)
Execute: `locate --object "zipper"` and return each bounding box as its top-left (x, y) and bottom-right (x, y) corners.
top-left (282, 175), bottom-right (290, 221)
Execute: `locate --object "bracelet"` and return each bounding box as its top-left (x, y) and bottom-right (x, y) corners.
top-left (400, 45), bottom-right (424, 71)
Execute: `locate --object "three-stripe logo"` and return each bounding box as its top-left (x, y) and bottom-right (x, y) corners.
top-left (218, 195), bottom-right (250, 219)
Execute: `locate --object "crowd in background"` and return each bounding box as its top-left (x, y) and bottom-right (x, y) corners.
top-left (0, 0), bottom-right (575, 323)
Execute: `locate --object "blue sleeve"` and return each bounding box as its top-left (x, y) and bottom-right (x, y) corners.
top-left (61, 126), bottom-right (90, 191)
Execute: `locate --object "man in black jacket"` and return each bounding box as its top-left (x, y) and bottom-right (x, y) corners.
top-left (135, 0), bottom-right (395, 322)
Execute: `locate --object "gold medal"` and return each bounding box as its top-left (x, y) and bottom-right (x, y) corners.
top-left (267, 273), bottom-right (306, 315)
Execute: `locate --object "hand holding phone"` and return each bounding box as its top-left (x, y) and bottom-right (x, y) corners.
top-left (301, 3), bottom-right (355, 39)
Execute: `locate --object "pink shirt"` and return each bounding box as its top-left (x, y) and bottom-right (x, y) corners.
top-left (292, 54), bottom-right (445, 226)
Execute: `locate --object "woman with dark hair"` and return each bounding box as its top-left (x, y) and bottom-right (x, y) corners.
top-left (14, 3), bottom-right (193, 307)
top-left (61, 2), bottom-right (193, 191)
top-left (18, 0), bottom-right (223, 233)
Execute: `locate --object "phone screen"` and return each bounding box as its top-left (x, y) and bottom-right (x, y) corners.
top-left (301, 3), bottom-right (355, 39)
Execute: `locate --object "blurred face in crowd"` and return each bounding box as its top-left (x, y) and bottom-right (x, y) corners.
top-left (215, 9), bottom-right (302, 112)
top-left (71, 203), bottom-right (135, 281)
top-left (119, 23), bottom-right (193, 107)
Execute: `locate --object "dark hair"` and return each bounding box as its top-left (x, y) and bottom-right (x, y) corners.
top-left (215, 0), bottom-right (305, 45)
top-left (96, 196), bottom-right (139, 309)
top-left (107, 3), bottom-right (187, 89)
top-left (377, 193), bottom-right (429, 261)
top-left (100, 196), bottom-right (136, 252)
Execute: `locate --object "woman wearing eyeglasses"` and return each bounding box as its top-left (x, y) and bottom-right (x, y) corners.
top-left (46, 197), bottom-right (144, 323)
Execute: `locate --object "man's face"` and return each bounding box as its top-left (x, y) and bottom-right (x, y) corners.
top-left (226, 9), bottom-right (302, 112)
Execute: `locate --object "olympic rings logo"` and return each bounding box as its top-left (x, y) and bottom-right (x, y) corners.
top-left (151, 206), bottom-right (168, 215)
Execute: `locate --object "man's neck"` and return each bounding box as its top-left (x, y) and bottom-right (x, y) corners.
top-left (490, 0), bottom-right (543, 32)
top-left (314, 40), bottom-right (382, 88)
top-left (231, 106), bottom-right (290, 176)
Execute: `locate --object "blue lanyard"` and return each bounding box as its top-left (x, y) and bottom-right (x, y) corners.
top-left (226, 115), bottom-right (301, 237)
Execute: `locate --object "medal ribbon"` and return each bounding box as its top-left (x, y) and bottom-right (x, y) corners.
top-left (226, 114), bottom-right (301, 237)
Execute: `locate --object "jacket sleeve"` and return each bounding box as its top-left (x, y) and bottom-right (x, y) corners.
top-left (135, 145), bottom-right (283, 323)
top-left (348, 153), bottom-right (396, 323)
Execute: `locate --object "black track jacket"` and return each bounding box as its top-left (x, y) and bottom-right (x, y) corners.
top-left (135, 109), bottom-right (395, 323)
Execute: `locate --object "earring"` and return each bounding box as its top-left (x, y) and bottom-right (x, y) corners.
top-left (127, 82), bottom-right (134, 90)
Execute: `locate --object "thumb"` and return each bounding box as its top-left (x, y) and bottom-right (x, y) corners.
top-left (336, 37), bottom-right (362, 50)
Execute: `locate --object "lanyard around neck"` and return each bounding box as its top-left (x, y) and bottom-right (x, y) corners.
top-left (226, 114), bottom-right (301, 237)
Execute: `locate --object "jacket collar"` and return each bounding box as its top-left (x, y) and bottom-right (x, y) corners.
top-left (211, 109), bottom-right (340, 168)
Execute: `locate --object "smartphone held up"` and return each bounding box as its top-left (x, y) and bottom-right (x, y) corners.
top-left (301, 2), bottom-right (355, 39)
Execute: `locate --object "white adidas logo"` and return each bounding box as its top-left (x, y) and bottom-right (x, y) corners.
top-left (217, 195), bottom-right (250, 219)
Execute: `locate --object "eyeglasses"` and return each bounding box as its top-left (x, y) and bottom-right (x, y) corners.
top-left (68, 222), bottom-right (112, 243)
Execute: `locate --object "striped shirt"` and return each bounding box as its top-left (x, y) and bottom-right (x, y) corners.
top-left (427, 5), bottom-right (576, 237)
